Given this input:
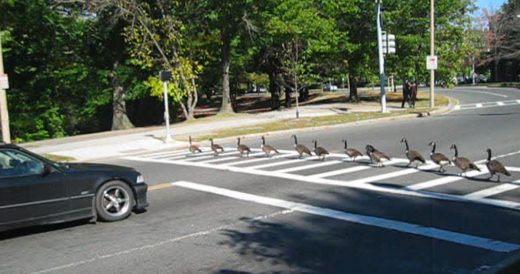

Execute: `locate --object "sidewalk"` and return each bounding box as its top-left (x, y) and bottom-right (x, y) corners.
top-left (21, 97), bottom-right (448, 162)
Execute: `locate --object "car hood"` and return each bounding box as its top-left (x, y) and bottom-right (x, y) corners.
top-left (65, 163), bottom-right (136, 173)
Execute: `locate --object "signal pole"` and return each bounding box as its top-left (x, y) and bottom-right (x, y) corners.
top-left (376, 0), bottom-right (387, 113)
top-left (0, 35), bottom-right (11, 143)
top-left (429, 0), bottom-right (435, 108)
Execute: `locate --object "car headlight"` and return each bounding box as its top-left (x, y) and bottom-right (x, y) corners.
top-left (136, 174), bottom-right (145, 184)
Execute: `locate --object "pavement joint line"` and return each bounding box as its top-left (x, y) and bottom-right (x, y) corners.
top-left (30, 208), bottom-right (294, 274)
top-left (464, 184), bottom-right (520, 199)
top-left (274, 160), bottom-right (343, 173)
top-left (454, 89), bottom-right (509, 98)
top-left (172, 180), bottom-right (520, 253)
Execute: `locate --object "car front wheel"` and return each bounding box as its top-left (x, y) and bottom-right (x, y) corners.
top-left (95, 180), bottom-right (134, 222)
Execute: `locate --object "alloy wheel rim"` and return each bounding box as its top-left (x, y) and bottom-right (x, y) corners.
top-left (102, 186), bottom-right (130, 217)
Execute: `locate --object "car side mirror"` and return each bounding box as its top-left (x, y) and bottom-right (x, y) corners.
top-left (41, 164), bottom-right (53, 176)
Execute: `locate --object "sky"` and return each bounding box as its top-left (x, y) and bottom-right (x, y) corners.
top-left (475, 0), bottom-right (506, 10)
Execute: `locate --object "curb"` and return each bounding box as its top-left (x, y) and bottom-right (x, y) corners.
top-left (480, 250), bottom-right (520, 274)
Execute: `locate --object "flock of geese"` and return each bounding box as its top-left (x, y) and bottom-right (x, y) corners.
top-left (188, 135), bottom-right (512, 182)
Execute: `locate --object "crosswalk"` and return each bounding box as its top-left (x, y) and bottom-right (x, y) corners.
top-left (124, 147), bottom-right (520, 210)
top-left (454, 99), bottom-right (520, 110)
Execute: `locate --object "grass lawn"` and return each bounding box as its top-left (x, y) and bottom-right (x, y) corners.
top-left (187, 92), bottom-right (451, 142)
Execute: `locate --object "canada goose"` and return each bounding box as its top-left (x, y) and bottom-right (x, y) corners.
top-left (400, 138), bottom-right (425, 168)
top-left (312, 139), bottom-right (329, 161)
top-left (450, 144), bottom-right (481, 176)
top-left (261, 136), bottom-right (279, 157)
top-left (237, 137), bottom-right (251, 157)
top-left (366, 144), bottom-right (390, 167)
top-left (428, 141), bottom-right (451, 173)
top-left (342, 139), bottom-right (363, 162)
top-left (189, 136), bottom-right (202, 154)
top-left (209, 138), bottom-right (224, 156)
top-left (291, 135), bottom-right (312, 158)
top-left (486, 148), bottom-right (511, 182)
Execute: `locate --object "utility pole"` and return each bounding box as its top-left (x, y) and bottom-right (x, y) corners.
top-left (429, 0), bottom-right (435, 108)
top-left (0, 35), bottom-right (11, 144)
top-left (376, 0), bottom-right (387, 113)
top-left (160, 71), bottom-right (172, 143)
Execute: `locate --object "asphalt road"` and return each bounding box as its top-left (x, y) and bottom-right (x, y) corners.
top-left (2, 86), bottom-right (520, 274)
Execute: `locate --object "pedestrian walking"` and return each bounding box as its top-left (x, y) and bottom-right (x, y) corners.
top-left (410, 81), bottom-right (418, 109)
top-left (401, 80), bottom-right (411, 108)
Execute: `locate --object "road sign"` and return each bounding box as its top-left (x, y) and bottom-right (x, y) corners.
top-left (381, 33), bottom-right (396, 54)
top-left (0, 74), bottom-right (8, 89)
top-left (426, 55), bottom-right (438, 70)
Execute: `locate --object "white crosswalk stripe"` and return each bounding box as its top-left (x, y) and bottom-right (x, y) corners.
top-left (465, 184), bottom-right (519, 199)
top-left (124, 147), bottom-right (520, 211)
top-left (274, 160), bottom-right (342, 173)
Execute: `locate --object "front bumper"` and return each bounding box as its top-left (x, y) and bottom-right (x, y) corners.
top-left (132, 183), bottom-right (149, 210)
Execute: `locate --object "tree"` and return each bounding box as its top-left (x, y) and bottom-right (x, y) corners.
top-left (92, 0), bottom-right (200, 121)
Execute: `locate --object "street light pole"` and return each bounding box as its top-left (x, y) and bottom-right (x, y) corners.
top-left (376, 0), bottom-right (387, 113)
top-left (162, 80), bottom-right (172, 143)
top-left (429, 0), bottom-right (435, 108)
top-left (0, 35), bottom-right (11, 144)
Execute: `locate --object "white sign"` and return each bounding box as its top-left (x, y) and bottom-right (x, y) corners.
top-left (426, 55), bottom-right (438, 70)
top-left (0, 74), bottom-right (8, 89)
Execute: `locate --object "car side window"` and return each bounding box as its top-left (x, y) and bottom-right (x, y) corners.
top-left (0, 149), bottom-right (44, 178)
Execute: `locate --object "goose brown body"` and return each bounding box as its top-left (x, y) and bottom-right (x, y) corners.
top-left (189, 136), bottom-right (202, 153)
top-left (366, 145), bottom-right (390, 167)
top-left (342, 140), bottom-right (363, 161)
top-left (428, 141), bottom-right (450, 172)
top-left (292, 135), bottom-right (312, 158)
top-left (261, 136), bottom-right (279, 156)
top-left (486, 148), bottom-right (511, 182)
top-left (313, 140), bottom-right (329, 161)
top-left (450, 144), bottom-right (481, 176)
top-left (237, 138), bottom-right (251, 157)
top-left (400, 138), bottom-right (425, 167)
top-left (210, 138), bottom-right (224, 156)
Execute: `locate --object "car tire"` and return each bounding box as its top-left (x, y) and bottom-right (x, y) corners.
top-left (95, 180), bottom-right (134, 222)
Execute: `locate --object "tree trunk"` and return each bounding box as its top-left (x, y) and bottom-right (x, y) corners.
top-left (110, 62), bottom-right (134, 130)
top-left (219, 30), bottom-right (234, 113)
top-left (348, 75), bottom-right (359, 102)
top-left (269, 72), bottom-right (280, 110)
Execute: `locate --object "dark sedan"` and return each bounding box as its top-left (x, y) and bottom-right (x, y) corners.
top-left (0, 143), bottom-right (148, 233)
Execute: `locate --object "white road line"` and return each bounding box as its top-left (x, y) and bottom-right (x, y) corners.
top-left (408, 169), bottom-right (488, 191)
top-left (465, 184), bottom-right (519, 199)
top-left (247, 157), bottom-right (319, 169)
top-left (184, 151), bottom-right (238, 161)
top-left (476, 103), bottom-right (483, 108)
top-left (198, 152), bottom-right (266, 164)
top-left (497, 101), bottom-right (505, 106)
top-left (199, 156), bottom-right (240, 164)
top-left (343, 163), bottom-right (439, 185)
top-left (124, 156), bottom-right (520, 210)
top-left (310, 165), bottom-right (371, 178)
top-left (454, 105), bottom-right (461, 110)
top-left (224, 153), bottom-right (292, 166)
top-left (274, 160), bottom-right (342, 173)
top-left (173, 180), bottom-right (520, 253)
top-left (517, 100), bottom-right (520, 104)
top-left (507, 167), bottom-right (520, 172)
top-left (455, 89), bottom-right (509, 98)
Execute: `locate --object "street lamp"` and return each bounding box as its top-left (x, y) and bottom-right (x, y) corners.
top-left (160, 71), bottom-right (172, 143)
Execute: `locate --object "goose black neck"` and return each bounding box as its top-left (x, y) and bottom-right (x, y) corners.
top-left (293, 136), bottom-right (298, 144)
top-left (431, 143), bottom-right (436, 153)
top-left (237, 138), bottom-right (240, 145)
top-left (314, 141), bottom-right (317, 149)
top-left (189, 136), bottom-right (192, 145)
top-left (453, 145), bottom-right (458, 157)
top-left (403, 139), bottom-right (409, 151)
top-left (262, 137), bottom-right (265, 145)
top-left (487, 149), bottom-right (492, 161)
top-left (343, 140), bottom-right (347, 149)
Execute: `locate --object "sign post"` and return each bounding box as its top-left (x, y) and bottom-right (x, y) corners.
top-left (429, 0), bottom-right (435, 108)
top-left (0, 36), bottom-right (11, 144)
top-left (376, 0), bottom-right (387, 113)
top-left (160, 71), bottom-right (172, 143)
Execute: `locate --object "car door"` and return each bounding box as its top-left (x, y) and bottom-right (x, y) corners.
top-left (0, 149), bottom-right (68, 229)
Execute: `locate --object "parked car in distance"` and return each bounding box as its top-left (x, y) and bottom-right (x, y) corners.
top-left (0, 143), bottom-right (148, 233)
top-left (323, 83), bottom-right (338, 91)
